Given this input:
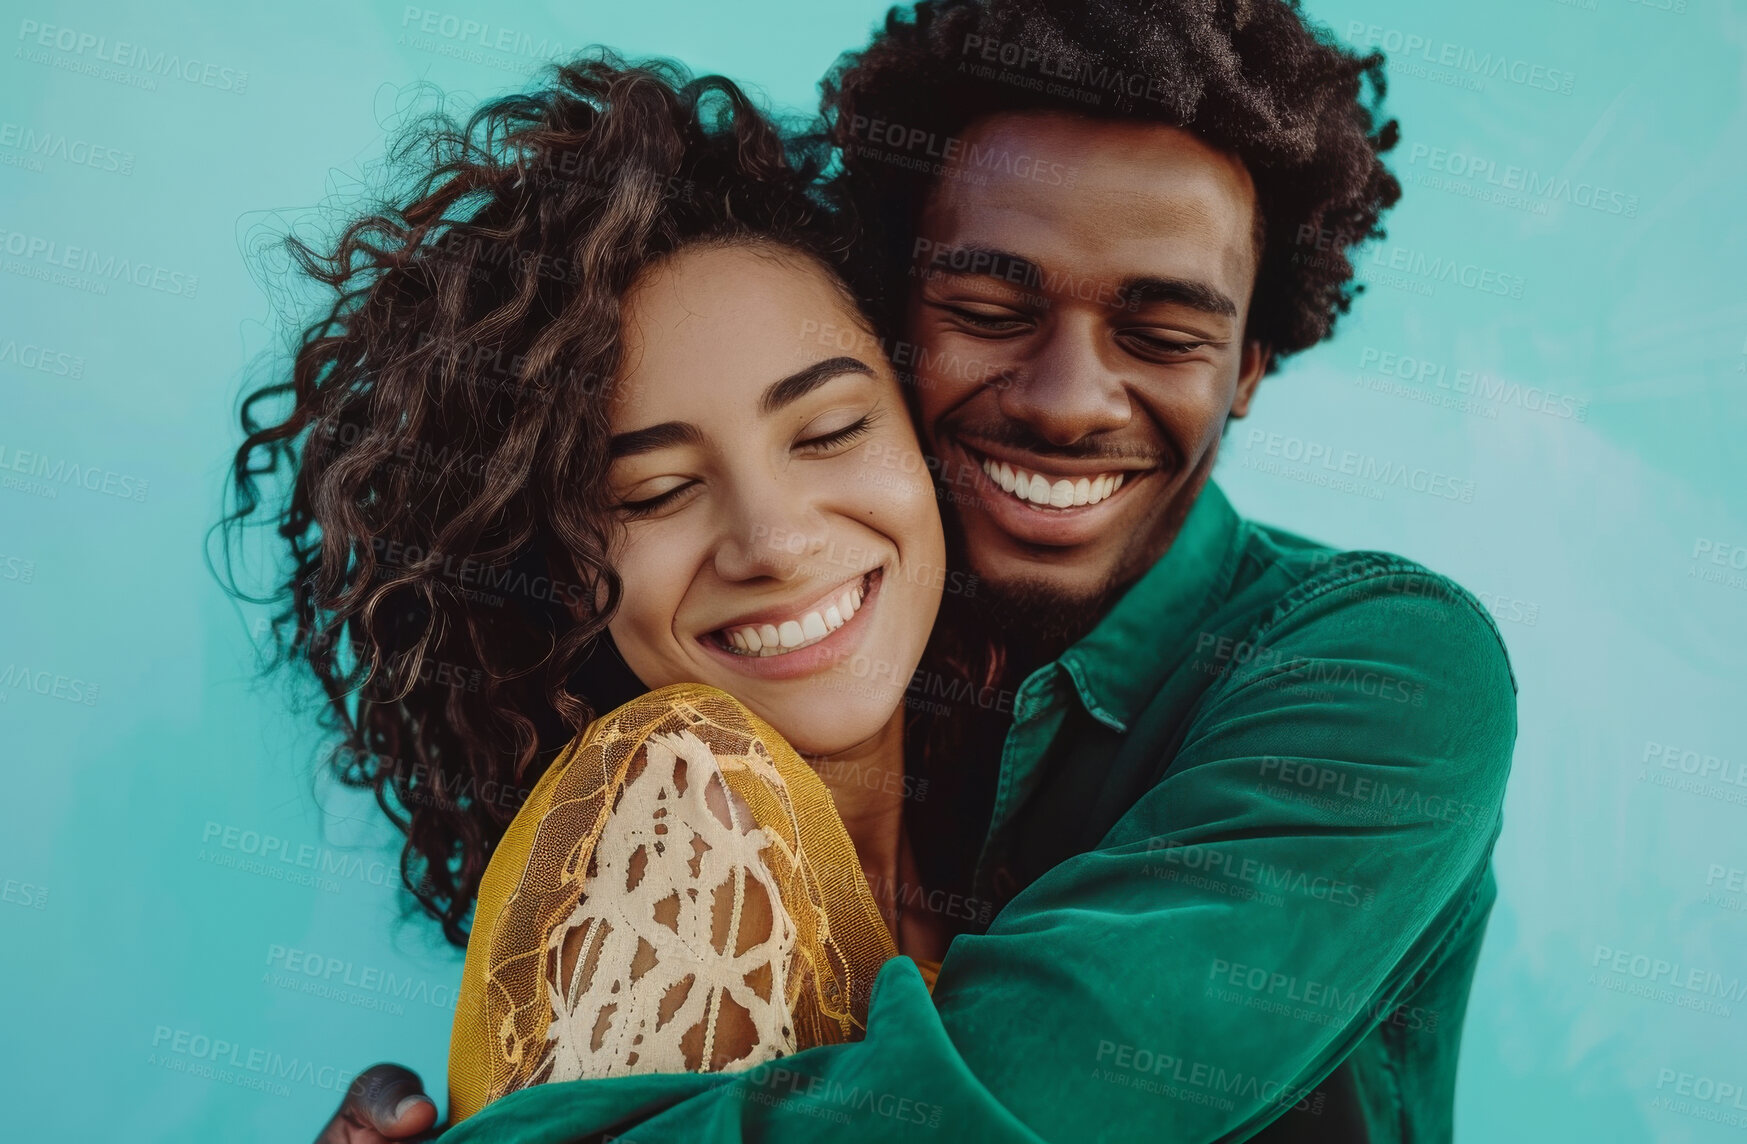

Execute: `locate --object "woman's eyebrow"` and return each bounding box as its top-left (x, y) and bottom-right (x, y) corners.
top-left (759, 355), bottom-right (875, 415)
top-left (609, 356), bottom-right (875, 458)
top-left (608, 420), bottom-right (705, 459)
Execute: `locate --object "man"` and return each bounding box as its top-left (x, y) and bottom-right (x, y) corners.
top-left (322, 1), bottom-right (1514, 1140)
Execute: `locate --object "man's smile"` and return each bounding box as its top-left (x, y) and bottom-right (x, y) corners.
top-left (949, 437), bottom-right (1162, 548)
top-left (975, 452), bottom-right (1128, 508)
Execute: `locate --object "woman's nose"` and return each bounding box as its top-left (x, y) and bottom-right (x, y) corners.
top-left (711, 489), bottom-right (828, 583)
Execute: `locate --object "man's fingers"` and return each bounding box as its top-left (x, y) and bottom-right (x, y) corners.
top-left (335, 1063), bottom-right (437, 1138)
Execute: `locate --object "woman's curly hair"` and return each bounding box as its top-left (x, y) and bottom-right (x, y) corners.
top-left (821, 0), bottom-right (1402, 368)
top-left (220, 55), bottom-right (852, 946)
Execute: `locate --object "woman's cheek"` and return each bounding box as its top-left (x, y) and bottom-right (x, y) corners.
top-left (850, 440), bottom-right (946, 572)
top-left (855, 428), bottom-right (934, 505)
top-left (606, 532), bottom-right (686, 675)
top-left (880, 442), bottom-right (942, 527)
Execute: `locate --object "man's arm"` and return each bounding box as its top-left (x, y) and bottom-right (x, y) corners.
top-left (435, 571), bottom-right (1515, 1143)
top-left (940, 572), bottom-right (1517, 1139)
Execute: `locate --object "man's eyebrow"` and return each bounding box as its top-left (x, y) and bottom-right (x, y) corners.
top-left (759, 356), bottom-right (876, 415)
top-left (928, 244), bottom-right (1238, 318)
top-left (1121, 276), bottom-right (1239, 318)
top-left (927, 244), bottom-right (1042, 287)
top-left (608, 420), bottom-right (705, 459)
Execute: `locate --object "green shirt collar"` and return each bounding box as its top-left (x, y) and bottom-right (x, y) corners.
top-left (1055, 480), bottom-right (1242, 733)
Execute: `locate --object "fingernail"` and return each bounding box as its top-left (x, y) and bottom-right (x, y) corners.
top-left (396, 1094), bottom-right (433, 1119)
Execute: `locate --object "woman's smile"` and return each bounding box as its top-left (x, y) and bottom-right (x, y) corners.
top-left (694, 566), bottom-right (885, 681)
top-left (706, 566), bottom-right (878, 656)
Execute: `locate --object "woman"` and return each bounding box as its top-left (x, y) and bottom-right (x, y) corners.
top-left (225, 54), bottom-right (971, 1131)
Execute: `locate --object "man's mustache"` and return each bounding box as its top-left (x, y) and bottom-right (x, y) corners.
top-left (939, 421), bottom-right (1172, 468)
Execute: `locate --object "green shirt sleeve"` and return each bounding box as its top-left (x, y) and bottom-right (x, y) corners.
top-left (941, 571), bottom-right (1518, 1141)
top-left (440, 572), bottom-right (1516, 1144)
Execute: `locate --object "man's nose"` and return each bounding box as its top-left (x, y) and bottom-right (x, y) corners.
top-left (712, 487), bottom-right (827, 583)
top-left (996, 318), bottom-right (1131, 446)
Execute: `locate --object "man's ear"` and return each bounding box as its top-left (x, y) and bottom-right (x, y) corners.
top-left (1229, 340), bottom-right (1271, 419)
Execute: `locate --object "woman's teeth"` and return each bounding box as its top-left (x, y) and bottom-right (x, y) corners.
top-left (720, 579), bottom-right (867, 657)
top-left (979, 457), bottom-right (1127, 508)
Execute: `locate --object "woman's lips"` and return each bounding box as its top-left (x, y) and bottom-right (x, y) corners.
top-left (713, 573), bottom-right (869, 656)
top-left (694, 568), bottom-right (885, 681)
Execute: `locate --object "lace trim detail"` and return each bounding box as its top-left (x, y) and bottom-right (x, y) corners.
top-left (538, 728), bottom-right (799, 1079)
top-left (446, 684), bottom-right (899, 1121)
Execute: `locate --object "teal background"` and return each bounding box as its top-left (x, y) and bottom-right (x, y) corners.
top-left (1, 0), bottom-right (1743, 1140)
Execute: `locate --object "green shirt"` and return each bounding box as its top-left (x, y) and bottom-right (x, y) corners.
top-left (440, 480), bottom-right (1517, 1144)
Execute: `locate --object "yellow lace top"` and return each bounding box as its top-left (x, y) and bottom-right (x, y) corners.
top-left (447, 683), bottom-right (921, 1122)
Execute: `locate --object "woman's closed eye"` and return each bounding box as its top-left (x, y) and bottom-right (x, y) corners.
top-left (616, 477), bottom-right (700, 519)
top-left (613, 412), bottom-right (881, 519)
top-left (794, 411), bottom-right (878, 454)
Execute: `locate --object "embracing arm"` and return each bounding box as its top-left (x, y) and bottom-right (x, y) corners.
top-left (931, 575), bottom-right (1517, 1141)
top-left (436, 575), bottom-right (1516, 1143)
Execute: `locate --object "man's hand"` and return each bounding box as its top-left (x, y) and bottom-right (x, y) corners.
top-left (316, 1063), bottom-right (440, 1143)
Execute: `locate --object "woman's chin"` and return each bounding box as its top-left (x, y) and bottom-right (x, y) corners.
top-left (741, 687), bottom-right (909, 761)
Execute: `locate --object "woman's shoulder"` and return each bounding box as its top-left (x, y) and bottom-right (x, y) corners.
top-left (554, 682), bottom-right (804, 786)
top-left (579, 682), bottom-right (778, 746)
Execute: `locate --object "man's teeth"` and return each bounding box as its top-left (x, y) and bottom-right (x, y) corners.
top-left (979, 458), bottom-right (1127, 508)
top-left (721, 581), bottom-right (866, 657)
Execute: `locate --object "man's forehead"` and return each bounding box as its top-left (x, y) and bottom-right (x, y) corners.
top-left (923, 111), bottom-right (1260, 285)
top-left (940, 110), bottom-right (1255, 196)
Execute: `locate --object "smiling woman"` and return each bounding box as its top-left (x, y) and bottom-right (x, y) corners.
top-left (439, 120), bottom-right (951, 1126)
top-left (597, 243), bottom-right (943, 747)
top-left (221, 50), bottom-right (951, 1131)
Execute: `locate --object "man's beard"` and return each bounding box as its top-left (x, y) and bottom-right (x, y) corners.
top-left (964, 572), bottom-right (1127, 667)
top-left (959, 446), bottom-right (1216, 665)
top-left (939, 497), bottom-right (1137, 674)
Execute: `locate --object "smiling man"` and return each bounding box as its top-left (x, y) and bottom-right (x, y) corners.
top-left (323, 2), bottom-right (1516, 1142)
top-left (905, 111), bottom-right (1270, 630)
top-left (810, 5), bottom-right (1514, 1141)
